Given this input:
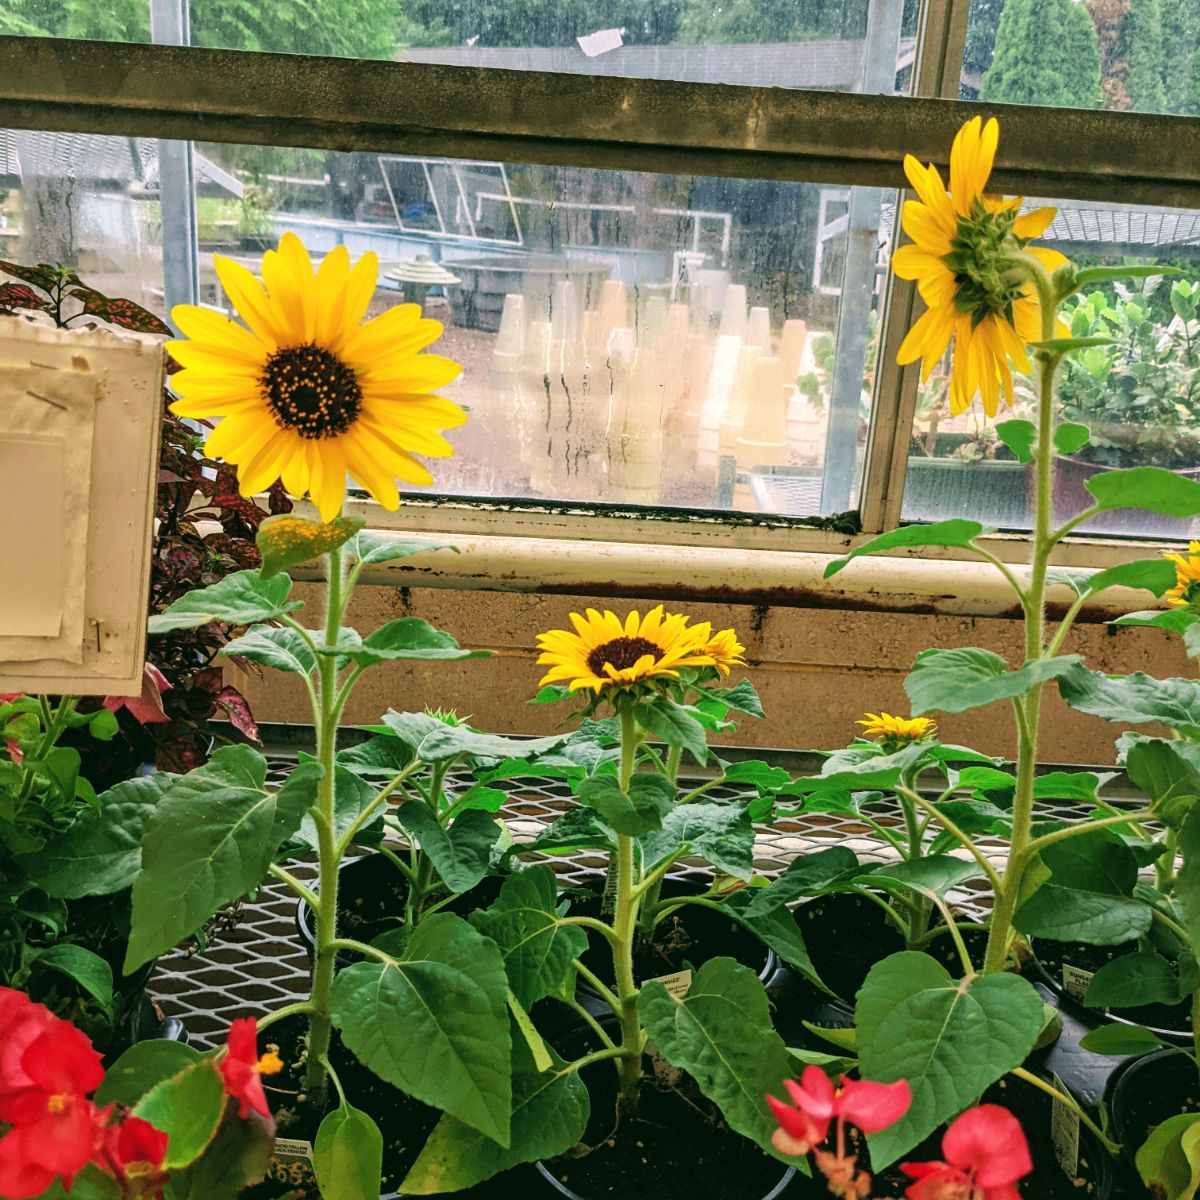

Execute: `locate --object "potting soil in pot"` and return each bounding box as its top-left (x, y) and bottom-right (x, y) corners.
top-left (793, 892), bottom-right (905, 1002)
top-left (570, 877), bottom-right (772, 986)
top-left (1109, 1047), bottom-right (1200, 1168)
top-left (539, 1052), bottom-right (793, 1200)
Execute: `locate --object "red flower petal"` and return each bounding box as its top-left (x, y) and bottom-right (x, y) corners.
top-left (0, 1130), bottom-right (56, 1200)
top-left (836, 1076), bottom-right (912, 1133)
top-left (900, 1160), bottom-right (973, 1199)
top-left (943, 1104), bottom-right (1032, 1188)
top-left (220, 1018), bottom-right (271, 1120)
top-left (0, 992), bottom-right (54, 1098)
top-left (22, 1022), bottom-right (104, 1099)
top-left (789, 1065), bottom-right (837, 1121)
top-left (108, 1115), bottom-right (169, 1173)
top-left (766, 1093), bottom-right (825, 1150)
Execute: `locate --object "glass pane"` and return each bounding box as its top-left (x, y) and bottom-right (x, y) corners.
top-left (397, 0), bottom-right (920, 90)
top-left (963, 0), bottom-right (1200, 117)
top-left (12, 0), bottom-right (920, 86)
top-left (901, 198), bottom-right (1200, 539)
top-left (195, 140), bottom-right (894, 515)
top-left (0, 129), bottom-right (167, 315)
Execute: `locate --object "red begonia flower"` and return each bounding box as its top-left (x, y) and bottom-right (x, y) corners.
top-left (98, 1112), bottom-right (170, 1188)
top-left (220, 1018), bottom-right (280, 1120)
top-left (767, 1067), bottom-right (912, 1157)
top-left (0, 990), bottom-right (107, 1194)
top-left (901, 1104), bottom-right (1032, 1200)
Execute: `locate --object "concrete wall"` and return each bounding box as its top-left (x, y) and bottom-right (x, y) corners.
top-left (230, 584), bottom-right (1190, 765)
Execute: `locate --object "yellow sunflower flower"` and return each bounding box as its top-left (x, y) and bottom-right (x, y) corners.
top-left (704, 628), bottom-right (747, 675)
top-left (166, 233), bottom-right (465, 522)
top-left (857, 712), bottom-right (937, 748)
top-left (536, 606), bottom-right (716, 694)
top-left (892, 115), bottom-right (1069, 417)
top-left (1164, 541), bottom-right (1200, 609)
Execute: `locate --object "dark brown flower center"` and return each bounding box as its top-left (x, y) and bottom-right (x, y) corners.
top-left (586, 636), bottom-right (662, 675)
top-left (261, 343), bottom-right (362, 439)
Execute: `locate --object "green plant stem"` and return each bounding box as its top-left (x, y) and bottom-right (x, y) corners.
top-left (571, 958), bottom-right (622, 1012)
top-left (971, 543), bottom-right (1029, 608)
top-left (304, 545), bottom-right (347, 1093)
top-left (564, 998), bottom-right (617, 1050)
top-left (629, 855), bottom-right (677, 902)
top-left (327, 937), bottom-right (395, 962)
top-left (558, 916), bottom-right (622, 947)
top-left (376, 841), bottom-right (420, 887)
top-left (15, 696), bottom-right (79, 807)
top-left (983, 258), bottom-right (1060, 976)
top-left (1010, 1067), bottom-right (1119, 1154)
top-left (562, 1046), bottom-right (629, 1079)
top-left (268, 863), bottom-right (319, 910)
top-left (677, 778), bottom-right (727, 804)
top-left (894, 786), bottom-right (1004, 893)
top-left (256, 1001), bottom-right (316, 1032)
top-left (665, 744), bottom-right (682, 784)
top-left (335, 761), bottom-right (422, 857)
top-left (1023, 809), bottom-right (1158, 858)
top-left (612, 707), bottom-right (644, 1108)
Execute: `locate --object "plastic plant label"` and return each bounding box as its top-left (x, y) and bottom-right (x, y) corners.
top-left (1049, 1073), bottom-right (1080, 1179)
top-left (650, 969), bottom-right (693, 999)
top-left (267, 1137), bottom-right (317, 1190)
top-left (1061, 962), bottom-right (1094, 1002)
top-left (274, 1138), bottom-right (315, 1160)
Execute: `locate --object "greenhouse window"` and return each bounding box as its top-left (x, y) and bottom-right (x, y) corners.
top-left (0, 0), bottom-right (1198, 589)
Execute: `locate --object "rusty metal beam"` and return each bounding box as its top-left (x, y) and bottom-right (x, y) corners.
top-left (1, 36), bottom-right (1199, 207)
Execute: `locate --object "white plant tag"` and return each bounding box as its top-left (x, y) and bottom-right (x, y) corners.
top-left (651, 969), bottom-right (693, 999)
top-left (1061, 962), bottom-right (1094, 1002)
top-left (1050, 1073), bottom-right (1080, 1179)
top-left (273, 1137), bottom-right (314, 1162)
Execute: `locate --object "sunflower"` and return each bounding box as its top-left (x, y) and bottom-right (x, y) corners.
top-left (857, 712), bottom-right (937, 749)
top-left (536, 606), bottom-right (716, 694)
top-left (704, 628), bottom-right (747, 676)
top-left (892, 116), bottom-right (1068, 417)
top-left (166, 233), bottom-right (465, 522)
top-left (1164, 542), bottom-right (1200, 609)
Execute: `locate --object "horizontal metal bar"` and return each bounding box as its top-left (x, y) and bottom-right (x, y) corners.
top-left (2, 36), bottom-right (1199, 207)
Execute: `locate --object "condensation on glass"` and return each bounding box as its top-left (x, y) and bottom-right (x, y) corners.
top-left (193, 140), bottom-right (892, 514)
top-left (901, 199), bottom-right (1200, 539)
top-left (0, 129), bottom-right (168, 317)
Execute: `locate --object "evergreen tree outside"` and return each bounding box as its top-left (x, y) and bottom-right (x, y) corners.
top-left (1124, 0), bottom-right (1167, 112)
top-left (1160, 0), bottom-right (1200, 113)
top-left (1190, 40), bottom-right (1200, 115)
top-left (982, 0), bottom-right (1104, 108)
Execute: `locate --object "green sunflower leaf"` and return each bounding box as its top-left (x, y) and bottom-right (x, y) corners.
top-left (147, 570), bottom-right (303, 633)
top-left (824, 520), bottom-right (987, 579)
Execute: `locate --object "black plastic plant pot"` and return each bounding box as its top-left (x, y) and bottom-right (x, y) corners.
top-left (535, 1019), bottom-right (796, 1200)
top-left (295, 852), bottom-right (506, 967)
top-left (248, 1015), bottom-right (527, 1200)
top-left (1108, 1047), bottom-right (1200, 1171)
top-left (791, 891), bottom-right (906, 1005)
top-left (567, 875), bottom-right (776, 1000)
top-left (1029, 938), bottom-right (1193, 1045)
top-left (534, 1160), bottom-right (795, 1200)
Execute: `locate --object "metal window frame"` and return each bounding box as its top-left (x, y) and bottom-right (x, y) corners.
top-left (3, 28), bottom-right (1200, 569)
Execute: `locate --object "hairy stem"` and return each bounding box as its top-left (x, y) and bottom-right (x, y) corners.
top-left (613, 707), bottom-right (644, 1108)
top-left (303, 545), bottom-right (347, 1093)
top-left (983, 259), bottom-right (1060, 976)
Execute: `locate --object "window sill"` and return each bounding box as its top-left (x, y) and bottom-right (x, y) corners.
top-left (281, 497), bottom-right (1173, 622)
